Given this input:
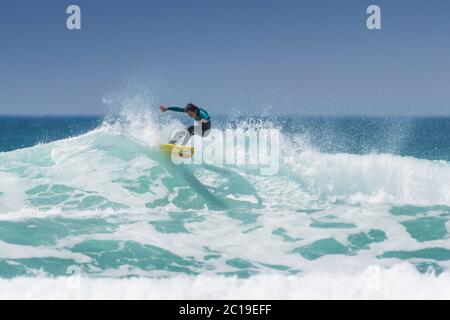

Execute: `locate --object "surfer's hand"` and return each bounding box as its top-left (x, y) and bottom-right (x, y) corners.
top-left (160, 105), bottom-right (168, 112)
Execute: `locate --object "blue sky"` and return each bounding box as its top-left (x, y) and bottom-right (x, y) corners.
top-left (0, 0), bottom-right (449, 116)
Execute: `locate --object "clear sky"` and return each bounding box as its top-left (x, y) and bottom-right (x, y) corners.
top-left (0, 0), bottom-right (449, 116)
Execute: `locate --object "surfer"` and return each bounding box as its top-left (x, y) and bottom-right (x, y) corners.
top-left (160, 103), bottom-right (211, 144)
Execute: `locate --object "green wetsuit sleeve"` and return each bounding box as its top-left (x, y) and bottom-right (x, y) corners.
top-left (167, 107), bottom-right (185, 113)
top-left (197, 109), bottom-right (210, 121)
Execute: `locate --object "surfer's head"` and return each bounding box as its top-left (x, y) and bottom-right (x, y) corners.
top-left (185, 103), bottom-right (198, 119)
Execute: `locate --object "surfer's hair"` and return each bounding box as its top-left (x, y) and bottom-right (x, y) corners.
top-left (185, 103), bottom-right (198, 113)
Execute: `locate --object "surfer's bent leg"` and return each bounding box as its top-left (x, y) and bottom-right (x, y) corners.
top-left (180, 122), bottom-right (211, 144)
top-left (178, 126), bottom-right (195, 145)
top-left (202, 121), bottom-right (211, 137)
top-left (169, 127), bottom-right (191, 144)
top-left (187, 126), bottom-right (195, 136)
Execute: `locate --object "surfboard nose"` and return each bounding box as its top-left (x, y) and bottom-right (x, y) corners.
top-left (159, 144), bottom-right (195, 158)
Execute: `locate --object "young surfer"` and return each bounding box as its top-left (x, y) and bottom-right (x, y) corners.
top-left (159, 103), bottom-right (211, 144)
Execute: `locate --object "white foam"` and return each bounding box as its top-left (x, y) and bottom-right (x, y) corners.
top-left (0, 264), bottom-right (449, 300)
top-left (286, 149), bottom-right (450, 205)
top-left (0, 241), bottom-right (90, 262)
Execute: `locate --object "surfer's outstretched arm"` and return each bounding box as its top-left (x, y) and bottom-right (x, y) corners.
top-left (168, 107), bottom-right (185, 112)
top-left (160, 105), bottom-right (184, 113)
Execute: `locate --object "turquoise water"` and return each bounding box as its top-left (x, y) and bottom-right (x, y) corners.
top-left (1, 114), bottom-right (450, 279)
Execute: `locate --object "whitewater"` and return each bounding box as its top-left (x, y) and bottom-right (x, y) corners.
top-left (1, 110), bottom-right (450, 299)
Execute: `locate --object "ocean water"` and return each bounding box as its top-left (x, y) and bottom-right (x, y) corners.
top-left (1, 112), bottom-right (450, 299)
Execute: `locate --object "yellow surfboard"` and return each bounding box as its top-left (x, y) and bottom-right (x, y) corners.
top-left (159, 144), bottom-right (195, 158)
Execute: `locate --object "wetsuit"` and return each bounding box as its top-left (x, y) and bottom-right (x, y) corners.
top-left (167, 107), bottom-right (211, 136)
top-left (167, 107), bottom-right (211, 144)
